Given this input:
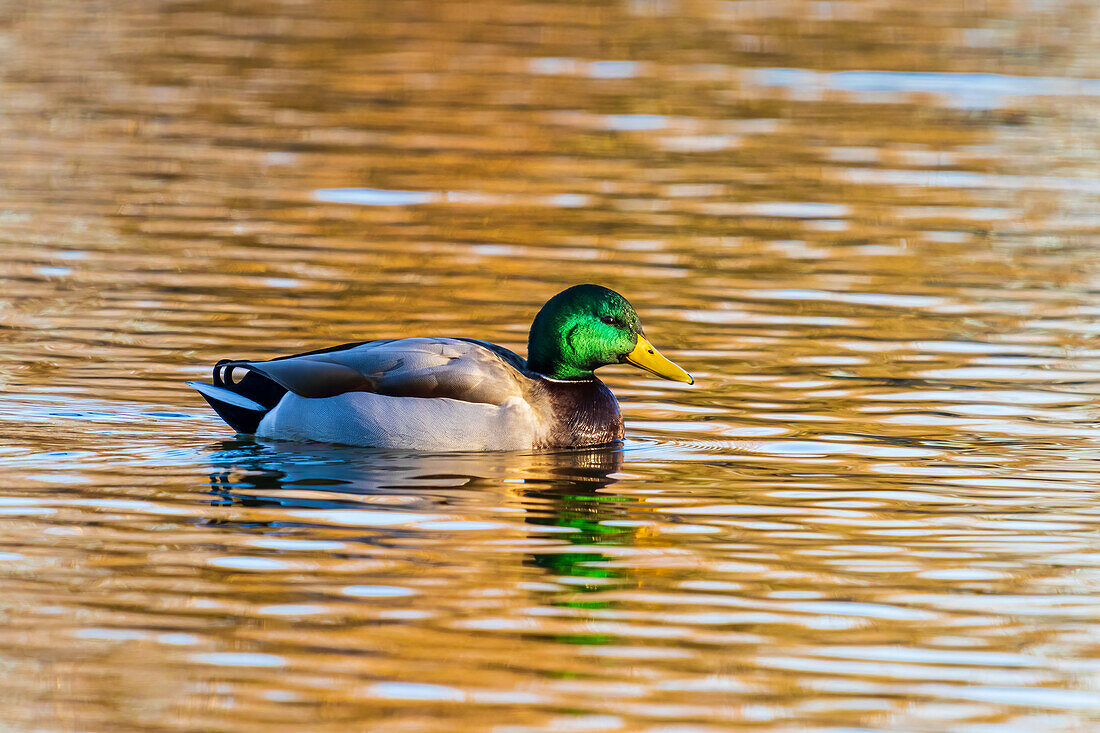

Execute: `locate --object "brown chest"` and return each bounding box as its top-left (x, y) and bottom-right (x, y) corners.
top-left (534, 378), bottom-right (624, 449)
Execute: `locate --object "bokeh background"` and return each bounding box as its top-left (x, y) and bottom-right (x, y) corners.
top-left (5, 0), bottom-right (1100, 730)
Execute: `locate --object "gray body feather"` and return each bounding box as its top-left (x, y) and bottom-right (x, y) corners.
top-left (193, 337), bottom-right (623, 450)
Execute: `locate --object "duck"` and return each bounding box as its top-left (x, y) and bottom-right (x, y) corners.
top-left (187, 284), bottom-right (693, 450)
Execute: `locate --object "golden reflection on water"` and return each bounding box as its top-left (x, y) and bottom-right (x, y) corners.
top-left (4, 0), bottom-right (1100, 730)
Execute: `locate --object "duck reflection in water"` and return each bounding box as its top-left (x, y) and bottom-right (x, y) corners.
top-left (203, 439), bottom-right (634, 597)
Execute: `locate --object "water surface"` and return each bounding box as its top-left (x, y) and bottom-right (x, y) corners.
top-left (4, 1), bottom-right (1100, 730)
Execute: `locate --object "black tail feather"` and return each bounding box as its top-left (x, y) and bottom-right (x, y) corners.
top-left (213, 360), bottom-right (287, 410)
top-left (190, 362), bottom-right (289, 435)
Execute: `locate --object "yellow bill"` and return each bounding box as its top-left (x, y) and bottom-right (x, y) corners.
top-left (624, 335), bottom-right (694, 384)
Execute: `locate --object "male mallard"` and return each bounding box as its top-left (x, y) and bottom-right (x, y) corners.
top-left (188, 284), bottom-right (692, 450)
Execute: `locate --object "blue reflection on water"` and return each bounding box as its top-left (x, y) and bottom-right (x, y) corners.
top-left (314, 188), bottom-right (437, 206)
top-left (602, 114), bottom-right (668, 131)
top-left (748, 68), bottom-right (1100, 109)
top-left (189, 652), bottom-right (287, 667)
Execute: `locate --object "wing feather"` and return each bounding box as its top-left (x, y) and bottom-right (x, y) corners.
top-left (234, 338), bottom-right (528, 406)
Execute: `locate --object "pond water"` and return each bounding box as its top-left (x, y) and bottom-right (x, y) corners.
top-left (5, 1), bottom-right (1100, 730)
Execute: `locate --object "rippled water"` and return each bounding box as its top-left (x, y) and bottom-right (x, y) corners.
top-left (5, 1), bottom-right (1100, 730)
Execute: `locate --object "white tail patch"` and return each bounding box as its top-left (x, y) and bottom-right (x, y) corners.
top-left (187, 381), bottom-right (267, 412)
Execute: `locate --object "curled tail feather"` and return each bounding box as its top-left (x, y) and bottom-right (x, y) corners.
top-left (188, 360), bottom-right (288, 434)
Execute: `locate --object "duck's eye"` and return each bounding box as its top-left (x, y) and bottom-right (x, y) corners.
top-left (600, 316), bottom-right (619, 326)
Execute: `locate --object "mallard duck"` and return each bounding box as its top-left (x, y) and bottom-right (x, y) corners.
top-left (187, 284), bottom-right (692, 450)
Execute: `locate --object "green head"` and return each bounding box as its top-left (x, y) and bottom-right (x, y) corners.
top-left (526, 284), bottom-right (693, 384)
